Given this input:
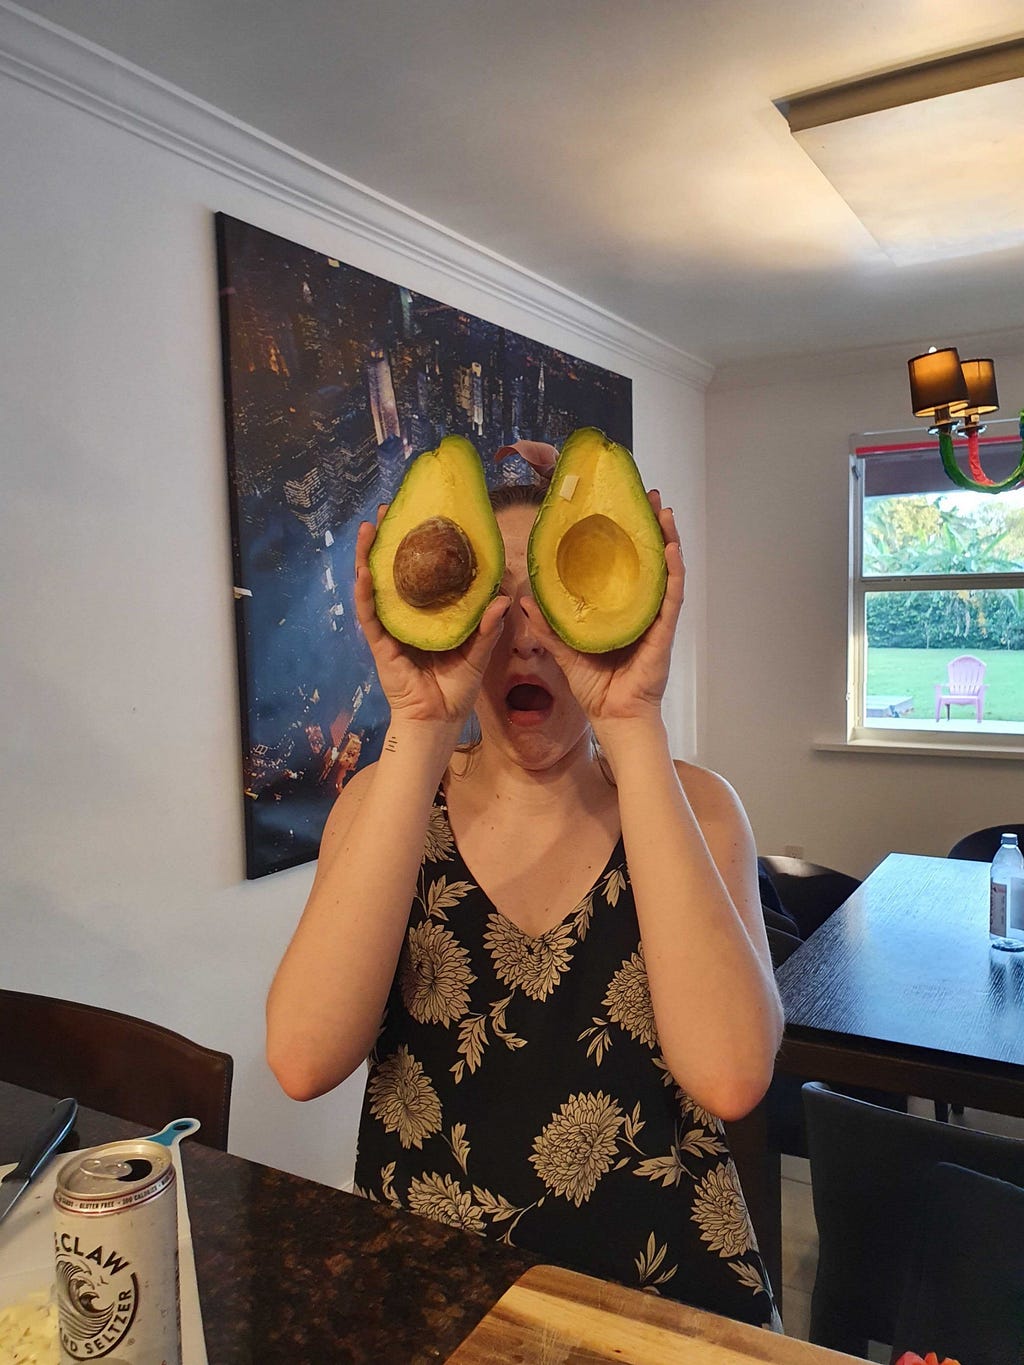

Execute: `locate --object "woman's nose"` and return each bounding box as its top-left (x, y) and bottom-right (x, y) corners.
top-left (510, 598), bottom-right (544, 656)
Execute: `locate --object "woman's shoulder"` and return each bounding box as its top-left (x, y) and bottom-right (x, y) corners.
top-left (672, 758), bottom-right (744, 821)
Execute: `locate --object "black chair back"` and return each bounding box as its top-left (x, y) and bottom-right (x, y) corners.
top-left (891, 1162), bottom-right (1024, 1365)
top-left (803, 1081), bottom-right (1024, 1358)
top-left (0, 988), bottom-right (233, 1150)
top-left (757, 855), bottom-right (860, 941)
top-left (947, 823), bottom-right (1024, 862)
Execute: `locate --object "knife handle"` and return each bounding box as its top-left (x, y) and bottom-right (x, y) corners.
top-left (2, 1097), bottom-right (78, 1184)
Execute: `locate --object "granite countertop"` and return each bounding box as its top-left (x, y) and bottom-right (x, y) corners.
top-left (0, 1082), bottom-right (537, 1363)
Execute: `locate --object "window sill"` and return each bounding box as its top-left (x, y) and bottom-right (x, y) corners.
top-left (815, 734), bottom-right (1024, 760)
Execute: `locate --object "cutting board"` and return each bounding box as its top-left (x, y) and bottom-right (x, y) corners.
top-left (445, 1265), bottom-right (866, 1364)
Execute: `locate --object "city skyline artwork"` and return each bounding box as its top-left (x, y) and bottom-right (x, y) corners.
top-left (216, 212), bottom-right (633, 878)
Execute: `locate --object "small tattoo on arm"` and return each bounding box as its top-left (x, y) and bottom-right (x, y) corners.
top-left (385, 733), bottom-right (398, 753)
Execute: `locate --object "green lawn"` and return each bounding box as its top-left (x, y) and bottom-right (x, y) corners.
top-left (867, 647), bottom-right (1024, 722)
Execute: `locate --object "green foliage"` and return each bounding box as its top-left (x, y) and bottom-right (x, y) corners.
top-left (863, 494), bottom-right (1024, 576)
top-left (867, 589), bottom-right (1024, 650)
top-left (864, 493), bottom-right (1024, 649)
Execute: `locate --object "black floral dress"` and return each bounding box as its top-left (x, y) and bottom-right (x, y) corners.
top-left (353, 788), bottom-right (779, 1328)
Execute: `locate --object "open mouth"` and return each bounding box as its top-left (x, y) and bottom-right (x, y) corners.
top-left (505, 682), bottom-right (554, 726)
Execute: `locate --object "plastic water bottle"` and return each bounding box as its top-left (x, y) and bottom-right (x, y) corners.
top-left (990, 833), bottom-right (1024, 952)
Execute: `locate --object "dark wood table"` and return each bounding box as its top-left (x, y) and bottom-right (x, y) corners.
top-left (775, 852), bottom-right (1024, 1116)
top-left (757, 853), bottom-right (1024, 1311)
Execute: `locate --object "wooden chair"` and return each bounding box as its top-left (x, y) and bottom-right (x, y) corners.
top-left (934, 653), bottom-right (987, 722)
top-left (0, 988), bottom-right (233, 1150)
top-left (802, 1081), bottom-right (1024, 1359)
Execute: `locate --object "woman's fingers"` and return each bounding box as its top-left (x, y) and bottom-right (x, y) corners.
top-left (353, 521), bottom-right (390, 647)
top-left (458, 596), bottom-right (511, 674)
top-left (660, 539), bottom-right (686, 620)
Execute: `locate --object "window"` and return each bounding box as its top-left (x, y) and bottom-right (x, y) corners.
top-left (849, 419), bottom-right (1024, 746)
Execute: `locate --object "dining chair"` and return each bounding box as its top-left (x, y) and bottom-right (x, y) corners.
top-left (0, 988), bottom-right (233, 1150)
top-left (947, 822), bottom-right (1024, 862)
top-left (890, 1162), bottom-right (1024, 1365)
top-left (801, 1081), bottom-right (1024, 1359)
top-left (757, 855), bottom-right (861, 941)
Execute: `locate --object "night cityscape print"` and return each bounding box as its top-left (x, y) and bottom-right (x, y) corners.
top-left (216, 213), bottom-right (633, 878)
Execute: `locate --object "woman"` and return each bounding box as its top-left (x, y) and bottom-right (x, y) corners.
top-left (267, 482), bottom-right (784, 1327)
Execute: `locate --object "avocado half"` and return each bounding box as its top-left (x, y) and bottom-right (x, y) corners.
top-left (527, 428), bottom-right (667, 652)
top-left (369, 436), bottom-right (504, 651)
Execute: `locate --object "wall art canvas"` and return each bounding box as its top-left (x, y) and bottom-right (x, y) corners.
top-left (216, 213), bottom-right (633, 878)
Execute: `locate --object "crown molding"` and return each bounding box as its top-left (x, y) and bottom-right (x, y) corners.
top-left (0, 1), bottom-right (712, 391)
top-left (709, 323), bottom-right (1024, 393)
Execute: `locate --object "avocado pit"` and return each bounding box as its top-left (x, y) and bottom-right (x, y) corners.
top-left (392, 515), bottom-right (477, 608)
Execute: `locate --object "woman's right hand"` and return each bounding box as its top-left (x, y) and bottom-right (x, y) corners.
top-left (355, 515), bottom-right (510, 726)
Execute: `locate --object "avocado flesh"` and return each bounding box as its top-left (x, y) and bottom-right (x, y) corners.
top-left (528, 428), bottom-right (666, 652)
top-left (369, 436), bottom-right (504, 651)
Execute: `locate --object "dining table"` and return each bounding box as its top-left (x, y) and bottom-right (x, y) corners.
top-left (764, 849), bottom-right (1024, 1279)
top-left (775, 852), bottom-right (1024, 1115)
top-left (0, 1079), bottom-right (866, 1363)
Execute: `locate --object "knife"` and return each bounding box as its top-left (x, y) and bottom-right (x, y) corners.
top-left (0, 1096), bottom-right (78, 1227)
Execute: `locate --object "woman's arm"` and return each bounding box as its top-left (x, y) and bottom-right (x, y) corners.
top-left (520, 492), bottom-right (782, 1120)
top-left (266, 518), bottom-right (509, 1101)
top-left (266, 718), bottom-right (461, 1100)
top-left (597, 724), bottom-right (783, 1121)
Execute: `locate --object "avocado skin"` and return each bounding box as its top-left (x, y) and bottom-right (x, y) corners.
top-left (369, 436), bottom-right (504, 651)
top-left (528, 428), bottom-right (667, 653)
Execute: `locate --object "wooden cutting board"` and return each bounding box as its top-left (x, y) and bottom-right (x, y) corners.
top-left (445, 1265), bottom-right (866, 1363)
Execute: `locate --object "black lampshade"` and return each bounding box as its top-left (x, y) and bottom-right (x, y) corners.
top-left (908, 348), bottom-right (969, 419)
top-left (960, 358), bottom-right (999, 415)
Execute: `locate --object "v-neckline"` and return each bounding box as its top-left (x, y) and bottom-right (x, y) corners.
top-left (437, 786), bottom-right (624, 942)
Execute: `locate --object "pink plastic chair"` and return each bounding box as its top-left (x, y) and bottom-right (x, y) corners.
top-left (934, 654), bottom-right (988, 722)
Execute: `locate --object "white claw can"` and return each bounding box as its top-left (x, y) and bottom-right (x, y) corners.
top-left (53, 1140), bottom-right (181, 1364)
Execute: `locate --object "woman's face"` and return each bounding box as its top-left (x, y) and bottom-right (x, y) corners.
top-left (474, 504), bottom-right (590, 770)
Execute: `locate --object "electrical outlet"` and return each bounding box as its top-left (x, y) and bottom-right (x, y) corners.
top-left (783, 844), bottom-right (804, 859)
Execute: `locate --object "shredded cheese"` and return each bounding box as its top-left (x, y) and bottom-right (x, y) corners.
top-left (0, 1291), bottom-right (59, 1364)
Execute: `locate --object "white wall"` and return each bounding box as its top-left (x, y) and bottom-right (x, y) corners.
top-left (705, 345), bottom-right (1024, 880)
top-left (0, 12), bottom-right (707, 1187)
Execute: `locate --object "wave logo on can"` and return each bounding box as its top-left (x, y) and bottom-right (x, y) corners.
top-left (54, 1232), bottom-right (139, 1359)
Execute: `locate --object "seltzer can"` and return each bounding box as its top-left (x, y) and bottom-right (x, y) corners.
top-left (53, 1139), bottom-right (181, 1364)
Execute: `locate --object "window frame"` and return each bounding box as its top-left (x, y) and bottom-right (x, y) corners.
top-left (847, 423), bottom-right (1024, 752)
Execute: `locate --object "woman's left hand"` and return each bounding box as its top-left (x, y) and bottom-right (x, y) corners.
top-left (519, 492), bottom-right (685, 724)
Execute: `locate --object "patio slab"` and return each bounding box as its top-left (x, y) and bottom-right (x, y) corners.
top-left (866, 694), bottom-right (914, 717)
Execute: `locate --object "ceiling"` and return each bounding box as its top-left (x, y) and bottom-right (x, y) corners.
top-left (14, 0), bottom-right (1024, 371)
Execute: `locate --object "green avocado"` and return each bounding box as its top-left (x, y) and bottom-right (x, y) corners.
top-left (369, 436), bottom-right (504, 651)
top-left (527, 428), bottom-right (667, 652)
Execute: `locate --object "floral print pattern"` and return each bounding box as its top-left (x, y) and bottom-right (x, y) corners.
top-left (407, 1172), bottom-right (486, 1232)
top-left (400, 920), bottom-right (475, 1026)
top-left (354, 789), bottom-right (778, 1329)
top-left (483, 913), bottom-right (575, 1001)
top-left (691, 1161), bottom-right (756, 1258)
top-left (366, 1045), bottom-right (442, 1149)
top-left (603, 949), bottom-right (657, 1048)
top-left (530, 1092), bottom-right (625, 1205)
